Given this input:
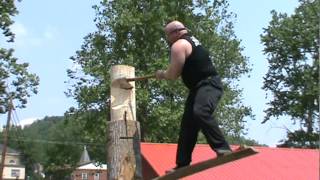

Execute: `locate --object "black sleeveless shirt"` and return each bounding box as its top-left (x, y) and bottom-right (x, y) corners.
top-left (180, 34), bottom-right (218, 89)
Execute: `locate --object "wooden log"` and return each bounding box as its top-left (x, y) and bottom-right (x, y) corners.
top-left (107, 120), bottom-right (142, 180)
top-left (110, 65), bottom-right (136, 121)
top-left (107, 65), bottom-right (142, 180)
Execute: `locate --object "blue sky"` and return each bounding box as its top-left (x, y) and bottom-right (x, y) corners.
top-left (1, 0), bottom-right (301, 147)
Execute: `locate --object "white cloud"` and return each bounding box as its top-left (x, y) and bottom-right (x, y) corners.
top-left (19, 117), bottom-right (41, 128)
top-left (43, 26), bottom-right (58, 40)
top-left (44, 31), bottom-right (54, 40)
top-left (29, 37), bottom-right (43, 46)
top-left (9, 22), bottom-right (59, 48)
top-left (11, 22), bottom-right (28, 38)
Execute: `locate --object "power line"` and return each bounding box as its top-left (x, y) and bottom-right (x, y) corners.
top-left (8, 109), bottom-right (28, 151)
top-left (3, 138), bottom-right (105, 147)
top-left (7, 110), bottom-right (105, 147)
top-left (10, 109), bottom-right (25, 139)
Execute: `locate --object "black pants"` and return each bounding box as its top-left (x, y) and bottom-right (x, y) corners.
top-left (176, 78), bottom-right (231, 167)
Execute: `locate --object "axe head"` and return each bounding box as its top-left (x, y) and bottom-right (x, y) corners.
top-left (111, 74), bottom-right (155, 90)
top-left (111, 77), bottom-right (134, 90)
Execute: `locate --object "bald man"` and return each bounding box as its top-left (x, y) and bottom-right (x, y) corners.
top-left (155, 20), bottom-right (232, 171)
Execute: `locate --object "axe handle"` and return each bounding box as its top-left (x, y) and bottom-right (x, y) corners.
top-left (126, 74), bottom-right (155, 82)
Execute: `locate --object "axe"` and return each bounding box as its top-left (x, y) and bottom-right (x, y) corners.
top-left (112, 74), bottom-right (155, 89)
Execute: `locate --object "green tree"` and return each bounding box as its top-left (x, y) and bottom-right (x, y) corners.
top-left (66, 0), bottom-right (252, 145)
top-left (44, 114), bottom-right (106, 176)
top-left (260, 0), bottom-right (319, 148)
top-left (277, 129), bottom-right (319, 149)
top-left (1, 0), bottom-right (40, 175)
top-left (5, 116), bottom-right (105, 179)
top-left (0, 0), bottom-right (39, 112)
top-left (5, 115), bottom-right (261, 179)
top-left (0, 0), bottom-right (19, 42)
top-left (6, 117), bottom-right (61, 179)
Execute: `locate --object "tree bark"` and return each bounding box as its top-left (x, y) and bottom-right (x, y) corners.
top-left (306, 109), bottom-right (313, 133)
top-left (107, 120), bottom-right (142, 180)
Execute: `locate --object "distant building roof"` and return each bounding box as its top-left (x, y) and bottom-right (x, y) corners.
top-left (0, 144), bottom-right (21, 154)
top-left (77, 163), bottom-right (107, 170)
top-left (141, 143), bottom-right (319, 180)
top-left (74, 146), bottom-right (107, 172)
top-left (78, 146), bottom-right (91, 165)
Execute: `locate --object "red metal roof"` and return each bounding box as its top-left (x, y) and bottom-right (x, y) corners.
top-left (141, 143), bottom-right (319, 180)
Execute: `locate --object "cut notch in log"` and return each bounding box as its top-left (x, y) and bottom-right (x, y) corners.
top-left (110, 65), bottom-right (136, 121)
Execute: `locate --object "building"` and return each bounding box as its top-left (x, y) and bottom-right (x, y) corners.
top-left (0, 144), bottom-right (25, 180)
top-left (71, 146), bottom-right (107, 180)
top-left (141, 143), bottom-right (319, 180)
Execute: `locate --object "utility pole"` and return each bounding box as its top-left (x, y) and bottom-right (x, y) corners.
top-left (0, 99), bottom-right (13, 180)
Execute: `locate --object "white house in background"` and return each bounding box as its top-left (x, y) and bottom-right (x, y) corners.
top-left (71, 146), bottom-right (107, 180)
top-left (0, 144), bottom-right (25, 180)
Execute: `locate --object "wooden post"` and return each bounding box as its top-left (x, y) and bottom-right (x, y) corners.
top-left (107, 65), bottom-right (142, 180)
top-left (0, 99), bottom-right (13, 180)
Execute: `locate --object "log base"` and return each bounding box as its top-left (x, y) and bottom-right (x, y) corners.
top-left (107, 120), bottom-right (142, 180)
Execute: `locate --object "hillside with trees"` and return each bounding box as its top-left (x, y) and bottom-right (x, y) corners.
top-left (4, 115), bottom-right (260, 179)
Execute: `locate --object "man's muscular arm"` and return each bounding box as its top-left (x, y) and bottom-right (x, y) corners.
top-left (156, 39), bottom-right (192, 80)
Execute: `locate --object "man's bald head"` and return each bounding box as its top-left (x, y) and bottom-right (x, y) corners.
top-left (165, 21), bottom-right (186, 33)
top-left (164, 20), bottom-right (188, 45)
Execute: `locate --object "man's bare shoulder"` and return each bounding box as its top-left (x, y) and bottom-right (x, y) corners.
top-left (171, 39), bottom-right (192, 53)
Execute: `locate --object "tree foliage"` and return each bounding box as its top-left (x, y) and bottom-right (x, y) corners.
top-left (5, 115), bottom-right (262, 179)
top-left (0, 0), bottom-right (39, 112)
top-left (66, 0), bottom-right (252, 144)
top-left (261, 0), bottom-right (319, 149)
top-left (0, 0), bottom-right (19, 42)
top-left (5, 116), bottom-right (106, 179)
top-left (7, 117), bottom-right (64, 179)
top-left (277, 129), bottom-right (319, 149)
top-left (261, 0), bottom-right (319, 136)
